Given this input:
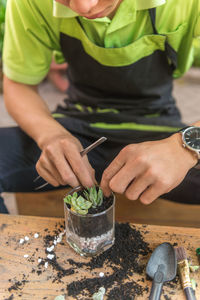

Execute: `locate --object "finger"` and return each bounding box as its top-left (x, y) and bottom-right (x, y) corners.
top-left (36, 162), bottom-right (59, 187)
top-left (37, 154), bottom-right (70, 185)
top-left (82, 155), bottom-right (97, 182)
top-left (125, 172), bottom-right (154, 201)
top-left (46, 148), bottom-right (80, 187)
top-left (139, 183), bottom-right (164, 205)
top-left (50, 62), bottom-right (68, 71)
top-left (63, 146), bottom-right (95, 187)
top-left (100, 153), bottom-right (125, 196)
top-left (108, 160), bottom-right (147, 194)
top-left (49, 74), bottom-right (68, 92)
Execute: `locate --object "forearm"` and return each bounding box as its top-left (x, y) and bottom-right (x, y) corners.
top-left (3, 76), bottom-right (71, 149)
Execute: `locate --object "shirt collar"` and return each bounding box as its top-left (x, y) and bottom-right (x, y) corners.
top-left (53, 0), bottom-right (166, 18)
top-left (136, 0), bottom-right (166, 10)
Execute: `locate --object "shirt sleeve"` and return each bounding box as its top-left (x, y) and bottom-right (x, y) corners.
top-left (3, 0), bottom-right (61, 85)
top-left (194, 0), bottom-right (200, 38)
top-left (194, 17), bottom-right (200, 38)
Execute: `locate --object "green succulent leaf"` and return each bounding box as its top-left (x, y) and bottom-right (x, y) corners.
top-left (76, 208), bottom-right (88, 215)
top-left (89, 186), bottom-right (98, 207)
top-left (64, 186), bottom-right (105, 215)
top-left (71, 197), bottom-right (78, 209)
top-left (83, 190), bottom-right (90, 201)
top-left (72, 192), bottom-right (78, 200)
top-left (76, 196), bottom-right (92, 210)
top-left (97, 188), bottom-right (103, 206)
top-left (64, 195), bottom-right (72, 204)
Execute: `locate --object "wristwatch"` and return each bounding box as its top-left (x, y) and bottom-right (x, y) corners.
top-left (179, 126), bottom-right (200, 167)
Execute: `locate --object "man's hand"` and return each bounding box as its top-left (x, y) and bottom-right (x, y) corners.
top-left (36, 132), bottom-right (96, 188)
top-left (100, 134), bottom-right (198, 204)
top-left (47, 60), bottom-right (69, 93)
top-left (3, 76), bottom-right (95, 189)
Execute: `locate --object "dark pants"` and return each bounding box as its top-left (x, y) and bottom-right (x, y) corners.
top-left (0, 119), bottom-right (200, 213)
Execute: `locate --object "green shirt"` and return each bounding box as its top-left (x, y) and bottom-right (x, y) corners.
top-left (3, 0), bottom-right (200, 85)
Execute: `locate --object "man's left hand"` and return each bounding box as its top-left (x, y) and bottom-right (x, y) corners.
top-left (100, 134), bottom-right (197, 204)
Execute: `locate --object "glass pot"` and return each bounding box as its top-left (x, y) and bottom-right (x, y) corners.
top-left (64, 186), bottom-right (115, 257)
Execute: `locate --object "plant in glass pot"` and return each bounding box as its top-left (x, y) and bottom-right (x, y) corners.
top-left (64, 185), bottom-right (115, 257)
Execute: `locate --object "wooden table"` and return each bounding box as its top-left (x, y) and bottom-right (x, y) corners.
top-left (0, 214), bottom-right (200, 300)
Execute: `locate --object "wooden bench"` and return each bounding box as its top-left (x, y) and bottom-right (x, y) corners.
top-left (16, 190), bottom-right (200, 228)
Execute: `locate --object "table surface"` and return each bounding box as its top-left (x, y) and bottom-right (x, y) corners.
top-left (0, 214), bottom-right (200, 300)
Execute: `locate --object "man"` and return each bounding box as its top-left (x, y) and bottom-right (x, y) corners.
top-left (1, 0), bottom-right (200, 213)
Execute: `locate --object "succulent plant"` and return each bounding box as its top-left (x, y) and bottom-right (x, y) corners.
top-left (64, 186), bottom-right (104, 215)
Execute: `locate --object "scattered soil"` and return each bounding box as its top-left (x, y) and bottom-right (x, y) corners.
top-left (8, 279), bottom-right (28, 292)
top-left (7, 222), bottom-right (152, 299)
top-left (4, 295), bottom-right (14, 300)
top-left (66, 223), bottom-right (151, 299)
top-left (0, 223), bottom-right (7, 231)
top-left (164, 295), bottom-right (172, 300)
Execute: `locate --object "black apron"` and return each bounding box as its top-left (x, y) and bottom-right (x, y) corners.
top-left (54, 7), bottom-right (184, 144)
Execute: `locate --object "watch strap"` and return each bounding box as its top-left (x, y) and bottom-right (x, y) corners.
top-left (179, 126), bottom-right (193, 133)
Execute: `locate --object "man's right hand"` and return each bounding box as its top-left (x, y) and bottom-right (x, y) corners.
top-left (3, 76), bottom-right (95, 189)
top-left (36, 132), bottom-right (96, 188)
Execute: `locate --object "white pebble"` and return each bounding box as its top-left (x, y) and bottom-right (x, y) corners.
top-left (53, 240), bottom-right (57, 245)
top-left (46, 245), bottom-right (54, 252)
top-left (34, 233), bottom-right (39, 238)
top-left (59, 231), bottom-right (66, 238)
top-left (19, 238), bottom-right (24, 244)
top-left (56, 237), bottom-right (62, 243)
top-left (54, 296), bottom-right (65, 300)
top-left (38, 258), bottom-right (42, 263)
top-left (47, 254), bottom-right (55, 260)
top-left (24, 254), bottom-right (29, 258)
top-left (45, 262), bottom-right (48, 268)
top-left (99, 272), bottom-right (104, 277)
top-left (24, 236), bottom-right (29, 241)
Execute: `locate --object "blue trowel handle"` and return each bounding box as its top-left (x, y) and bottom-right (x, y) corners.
top-left (149, 280), bottom-right (163, 300)
top-left (184, 287), bottom-right (197, 300)
top-left (149, 267), bottom-right (164, 300)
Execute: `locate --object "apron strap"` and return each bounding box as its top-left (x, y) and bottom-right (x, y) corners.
top-left (149, 8), bottom-right (177, 71)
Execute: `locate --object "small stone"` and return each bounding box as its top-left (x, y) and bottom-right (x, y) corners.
top-left (53, 240), bottom-right (57, 245)
top-left (59, 231), bottom-right (66, 239)
top-left (54, 296), bottom-right (65, 300)
top-left (24, 254), bottom-right (29, 258)
top-left (34, 233), bottom-right (39, 238)
top-left (38, 258), bottom-right (42, 263)
top-left (24, 236), bottom-right (29, 241)
top-left (19, 238), bottom-right (24, 244)
top-left (99, 272), bottom-right (104, 277)
top-left (56, 237), bottom-right (62, 243)
top-left (47, 254), bottom-right (54, 260)
top-left (46, 245), bottom-right (54, 252)
top-left (45, 262), bottom-right (48, 268)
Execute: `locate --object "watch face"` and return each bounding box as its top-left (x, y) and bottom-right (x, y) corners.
top-left (183, 127), bottom-right (200, 150)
